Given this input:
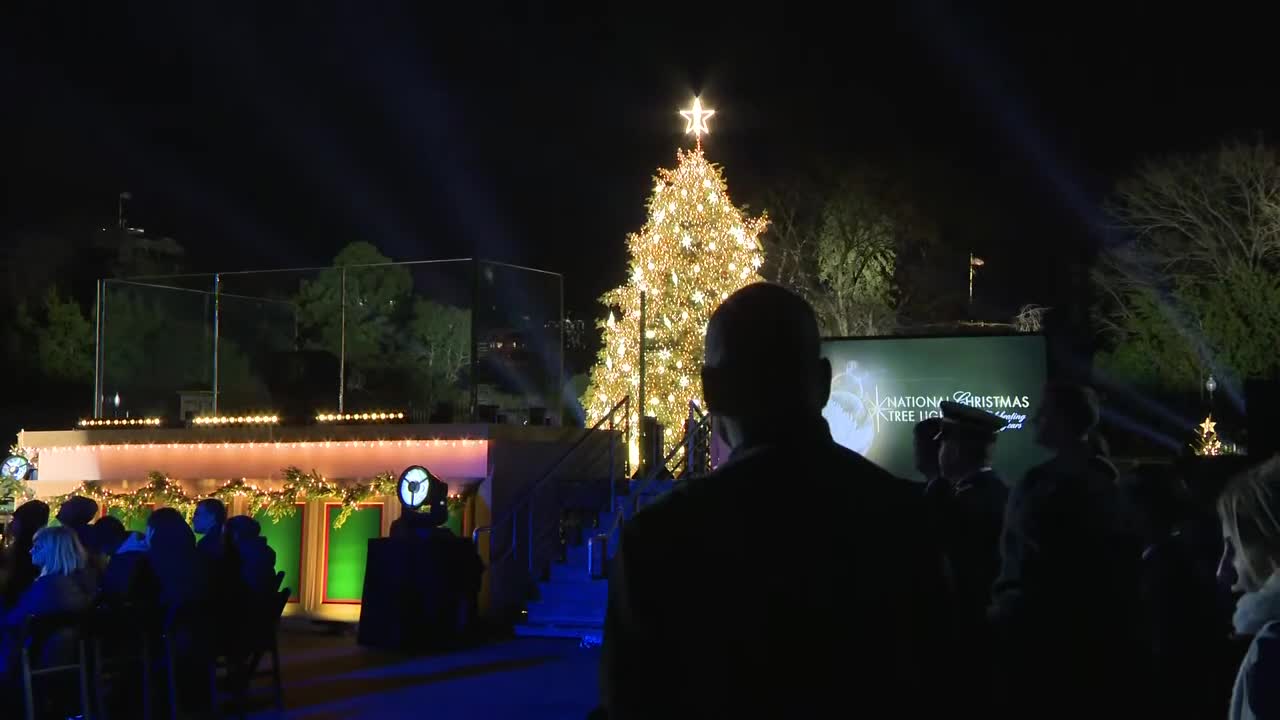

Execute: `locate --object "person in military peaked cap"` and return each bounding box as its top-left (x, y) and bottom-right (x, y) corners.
top-left (932, 400), bottom-right (1010, 712)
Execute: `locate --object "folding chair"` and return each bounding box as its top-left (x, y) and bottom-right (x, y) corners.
top-left (19, 611), bottom-right (93, 720)
top-left (213, 586), bottom-right (290, 719)
top-left (158, 603), bottom-right (217, 720)
top-left (89, 604), bottom-right (153, 720)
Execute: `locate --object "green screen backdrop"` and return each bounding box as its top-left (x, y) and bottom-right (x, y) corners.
top-left (255, 505), bottom-right (304, 600)
top-left (323, 505), bottom-right (381, 602)
top-left (107, 506), bottom-right (152, 534)
top-left (821, 334), bottom-right (1050, 483)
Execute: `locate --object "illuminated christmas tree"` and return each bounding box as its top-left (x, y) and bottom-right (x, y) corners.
top-left (1192, 415), bottom-right (1223, 456)
top-left (583, 98), bottom-right (768, 464)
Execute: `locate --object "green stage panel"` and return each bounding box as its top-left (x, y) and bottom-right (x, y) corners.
top-left (255, 505), bottom-right (304, 601)
top-left (324, 504), bottom-right (381, 603)
top-left (108, 505), bottom-right (152, 534)
top-left (445, 505), bottom-right (463, 536)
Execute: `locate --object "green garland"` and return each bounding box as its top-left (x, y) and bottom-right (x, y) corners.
top-left (29, 467), bottom-right (465, 529)
top-left (0, 472), bottom-right (36, 503)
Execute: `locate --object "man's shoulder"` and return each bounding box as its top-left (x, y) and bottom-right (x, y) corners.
top-left (710, 439), bottom-right (910, 491)
top-left (626, 440), bottom-right (910, 531)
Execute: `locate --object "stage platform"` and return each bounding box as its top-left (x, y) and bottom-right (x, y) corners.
top-left (15, 422), bottom-right (620, 621)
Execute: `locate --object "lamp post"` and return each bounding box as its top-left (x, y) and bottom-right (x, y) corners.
top-left (1206, 374), bottom-right (1218, 404)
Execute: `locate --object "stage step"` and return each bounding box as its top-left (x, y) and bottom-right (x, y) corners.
top-left (517, 478), bottom-right (679, 641)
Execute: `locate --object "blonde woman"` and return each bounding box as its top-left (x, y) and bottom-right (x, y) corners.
top-left (0, 525), bottom-right (96, 675)
top-left (1219, 457), bottom-right (1280, 720)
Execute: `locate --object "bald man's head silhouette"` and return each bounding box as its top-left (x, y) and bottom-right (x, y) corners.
top-left (702, 283), bottom-right (831, 450)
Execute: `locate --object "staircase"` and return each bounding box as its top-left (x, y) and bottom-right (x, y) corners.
top-left (499, 399), bottom-right (707, 643)
top-left (514, 506), bottom-right (615, 642)
top-left (515, 478), bottom-right (676, 642)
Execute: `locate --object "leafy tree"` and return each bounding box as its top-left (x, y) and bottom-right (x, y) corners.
top-left (1096, 141), bottom-right (1280, 392)
top-left (296, 242), bottom-right (412, 368)
top-left (17, 288), bottom-right (94, 384)
top-left (97, 285), bottom-right (266, 415)
top-left (295, 242), bottom-right (472, 411)
top-left (762, 170), bottom-right (937, 337)
top-left (405, 299), bottom-right (471, 409)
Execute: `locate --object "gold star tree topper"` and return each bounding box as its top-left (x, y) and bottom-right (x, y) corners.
top-left (679, 97), bottom-right (715, 144)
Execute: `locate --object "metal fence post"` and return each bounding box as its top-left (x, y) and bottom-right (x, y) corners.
top-left (212, 273), bottom-right (221, 415)
top-left (609, 414), bottom-right (617, 516)
top-left (338, 267), bottom-right (347, 415)
top-left (93, 279), bottom-right (104, 418)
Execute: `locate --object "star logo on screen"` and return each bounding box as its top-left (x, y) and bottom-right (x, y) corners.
top-left (822, 361), bottom-right (877, 455)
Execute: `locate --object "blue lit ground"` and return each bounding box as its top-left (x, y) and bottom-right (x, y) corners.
top-left (245, 625), bottom-right (600, 719)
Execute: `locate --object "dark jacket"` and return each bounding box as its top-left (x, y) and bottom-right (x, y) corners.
top-left (1140, 528), bottom-right (1237, 717)
top-left (600, 420), bottom-right (950, 719)
top-left (989, 444), bottom-right (1142, 717)
top-left (939, 469), bottom-right (1008, 624)
top-left (0, 571), bottom-right (95, 675)
top-left (195, 530), bottom-right (225, 564)
top-left (100, 535), bottom-right (161, 610)
top-left (234, 536), bottom-right (278, 597)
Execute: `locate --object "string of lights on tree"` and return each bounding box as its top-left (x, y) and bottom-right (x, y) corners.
top-left (6, 468), bottom-right (466, 529)
top-left (583, 98), bottom-right (767, 462)
top-left (1192, 415), bottom-right (1226, 456)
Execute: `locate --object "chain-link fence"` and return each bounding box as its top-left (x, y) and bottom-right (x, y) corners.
top-left (93, 259), bottom-right (564, 425)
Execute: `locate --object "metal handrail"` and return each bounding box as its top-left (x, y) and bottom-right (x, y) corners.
top-left (620, 403), bottom-right (711, 527)
top-left (471, 395), bottom-right (630, 572)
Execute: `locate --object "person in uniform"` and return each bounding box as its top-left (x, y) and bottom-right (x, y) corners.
top-left (599, 283), bottom-right (950, 719)
top-left (914, 416), bottom-right (944, 493)
top-left (930, 401), bottom-right (1009, 713)
top-left (935, 401), bottom-right (1009, 623)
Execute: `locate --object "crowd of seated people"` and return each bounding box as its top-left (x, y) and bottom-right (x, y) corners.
top-left (0, 496), bottom-right (284, 708)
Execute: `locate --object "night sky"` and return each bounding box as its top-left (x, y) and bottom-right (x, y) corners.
top-left (6, 2), bottom-right (1280, 319)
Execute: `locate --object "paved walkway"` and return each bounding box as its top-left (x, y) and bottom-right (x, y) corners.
top-left (246, 627), bottom-right (600, 719)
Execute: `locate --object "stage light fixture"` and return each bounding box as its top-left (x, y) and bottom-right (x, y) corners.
top-left (397, 465), bottom-right (435, 510)
top-left (1, 455), bottom-right (31, 480)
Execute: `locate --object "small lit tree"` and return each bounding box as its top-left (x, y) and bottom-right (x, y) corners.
top-left (1192, 416), bottom-right (1223, 456)
top-left (583, 99), bottom-right (767, 462)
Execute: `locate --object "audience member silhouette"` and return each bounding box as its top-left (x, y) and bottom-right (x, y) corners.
top-left (88, 515), bottom-right (128, 577)
top-left (193, 498), bottom-right (228, 562)
top-left (935, 401), bottom-right (1009, 623)
top-left (600, 283), bottom-right (950, 718)
top-left (932, 401), bottom-right (1010, 712)
top-left (1127, 463), bottom-right (1236, 717)
top-left (146, 508), bottom-right (209, 610)
top-left (55, 495), bottom-right (99, 557)
top-left (225, 515), bottom-right (278, 597)
top-left (1, 500), bottom-right (49, 609)
top-left (989, 383), bottom-right (1142, 718)
top-left (100, 526), bottom-right (157, 610)
top-left (0, 526), bottom-right (95, 676)
top-left (1217, 456), bottom-right (1280, 720)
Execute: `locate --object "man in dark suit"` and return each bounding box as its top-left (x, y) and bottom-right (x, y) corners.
top-left (988, 383), bottom-right (1141, 719)
top-left (600, 283), bottom-right (950, 719)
